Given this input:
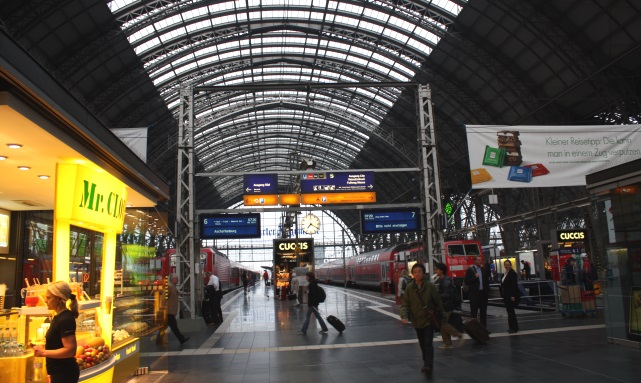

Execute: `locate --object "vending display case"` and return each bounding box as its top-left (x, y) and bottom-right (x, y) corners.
top-left (112, 287), bottom-right (164, 348)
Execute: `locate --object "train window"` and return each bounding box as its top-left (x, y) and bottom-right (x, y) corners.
top-left (447, 244), bottom-right (465, 256)
top-left (464, 244), bottom-right (481, 256)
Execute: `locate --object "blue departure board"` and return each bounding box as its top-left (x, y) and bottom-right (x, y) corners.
top-left (360, 208), bottom-right (421, 234)
top-left (243, 174), bottom-right (278, 194)
top-left (300, 172), bottom-right (375, 193)
top-left (200, 213), bottom-right (261, 239)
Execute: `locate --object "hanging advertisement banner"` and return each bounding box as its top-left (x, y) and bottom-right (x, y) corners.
top-left (465, 124), bottom-right (641, 188)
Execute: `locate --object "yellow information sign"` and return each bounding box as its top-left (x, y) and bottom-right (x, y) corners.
top-left (243, 194), bottom-right (278, 206)
top-left (301, 191), bottom-right (376, 205)
top-left (279, 194), bottom-right (300, 205)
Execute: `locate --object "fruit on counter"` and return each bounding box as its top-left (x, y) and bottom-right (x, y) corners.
top-left (87, 336), bottom-right (105, 348)
top-left (75, 344), bottom-right (111, 371)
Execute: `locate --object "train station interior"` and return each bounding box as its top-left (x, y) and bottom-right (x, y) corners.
top-left (1, 1), bottom-right (641, 382)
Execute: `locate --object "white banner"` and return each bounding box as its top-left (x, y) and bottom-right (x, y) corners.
top-left (466, 125), bottom-right (641, 188)
top-left (111, 127), bottom-right (148, 163)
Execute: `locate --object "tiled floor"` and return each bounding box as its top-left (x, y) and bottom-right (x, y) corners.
top-left (128, 283), bottom-right (640, 383)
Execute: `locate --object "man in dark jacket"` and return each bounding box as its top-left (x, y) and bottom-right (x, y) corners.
top-left (297, 272), bottom-right (328, 334)
top-left (464, 256), bottom-right (490, 328)
top-left (400, 263), bottom-right (444, 377)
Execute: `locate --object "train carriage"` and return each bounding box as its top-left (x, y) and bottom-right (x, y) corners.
top-left (316, 240), bottom-right (482, 294)
top-left (163, 248), bottom-right (254, 292)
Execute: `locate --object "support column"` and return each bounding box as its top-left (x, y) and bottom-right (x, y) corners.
top-left (175, 86), bottom-right (197, 318)
top-left (417, 84), bottom-right (444, 272)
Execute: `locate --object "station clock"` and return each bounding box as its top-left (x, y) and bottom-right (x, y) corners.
top-left (301, 213), bottom-right (321, 234)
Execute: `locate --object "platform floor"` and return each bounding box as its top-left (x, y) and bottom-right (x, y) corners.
top-left (129, 282), bottom-right (640, 383)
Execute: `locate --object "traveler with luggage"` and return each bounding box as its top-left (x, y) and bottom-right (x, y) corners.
top-left (434, 263), bottom-right (464, 349)
top-left (400, 263), bottom-right (444, 377)
top-left (297, 272), bottom-right (329, 334)
top-left (500, 260), bottom-right (520, 333)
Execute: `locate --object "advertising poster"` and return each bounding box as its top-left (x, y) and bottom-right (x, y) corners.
top-left (465, 125), bottom-right (641, 188)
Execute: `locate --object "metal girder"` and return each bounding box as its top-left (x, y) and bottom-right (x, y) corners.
top-left (175, 86), bottom-right (197, 319)
top-left (417, 84), bottom-right (444, 271)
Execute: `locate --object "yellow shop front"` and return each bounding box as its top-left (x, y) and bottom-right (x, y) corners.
top-left (0, 164), bottom-right (140, 383)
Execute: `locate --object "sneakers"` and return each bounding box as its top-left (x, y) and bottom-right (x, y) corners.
top-left (319, 329), bottom-right (328, 333)
top-left (438, 344), bottom-right (453, 349)
top-left (296, 330), bottom-right (306, 334)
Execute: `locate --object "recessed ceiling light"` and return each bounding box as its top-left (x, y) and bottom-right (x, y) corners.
top-left (7, 144), bottom-right (22, 149)
top-left (18, 166), bottom-right (30, 170)
top-left (38, 175), bottom-right (50, 179)
top-left (0, 156), bottom-right (7, 160)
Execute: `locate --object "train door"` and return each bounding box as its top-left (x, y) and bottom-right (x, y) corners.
top-left (349, 266), bottom-right (354, 285)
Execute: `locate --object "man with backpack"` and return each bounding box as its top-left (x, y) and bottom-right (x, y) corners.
top-left (297, 271), bottom-right (328, 334)
top-left (434, 263), bottom-right (465, 349)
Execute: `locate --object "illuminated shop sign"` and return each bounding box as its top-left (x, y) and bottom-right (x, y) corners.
top-left (56, 164), bottom-right (128, 233)
top-left (556, 229), bottom-right (588, 242)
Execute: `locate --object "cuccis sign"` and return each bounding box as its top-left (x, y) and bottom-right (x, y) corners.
top-left (556, 230), bottom-right (588, 242)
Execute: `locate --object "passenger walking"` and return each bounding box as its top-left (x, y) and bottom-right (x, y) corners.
top-left (241, 271), bottom-right (249, 295)
top-left (500, 260), bottom-right (520, 333)
top-left (400, 263), bottom-right (444, 377)
top-left (166, 274), bottom-right (189, 344)
top-left (290, 272), bottom-right (301, 307)
top-left (464, 256), bottom-right (489, 329)
top-left (433, 263), bottom-right (464, 349)
top-left (297, 272), bottom-right (329, 334)
top-left (263, 270), bottom-right (270, 296)
top-left (397, 269), bottom-right (412, 301)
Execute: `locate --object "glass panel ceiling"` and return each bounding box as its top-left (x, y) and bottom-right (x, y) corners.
top-left (107, 0), bottom-right (465, 202)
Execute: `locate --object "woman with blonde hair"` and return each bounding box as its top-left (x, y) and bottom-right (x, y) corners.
top-left (33, 281), bottom-right (80, 383)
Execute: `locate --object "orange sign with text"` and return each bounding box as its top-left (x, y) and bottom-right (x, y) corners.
top-left (243, 194), bottom-right (278, 206)
top-left (301, 192), bottom-right (376, 205)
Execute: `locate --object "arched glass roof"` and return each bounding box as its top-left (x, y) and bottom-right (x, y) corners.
top-left (105, 0), bottom-right (465, 206)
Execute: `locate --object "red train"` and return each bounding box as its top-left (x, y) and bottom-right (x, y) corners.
top-left (315, 240), bottom-right (482, 293)
top-left (163, 248), bottom-right (258, 291)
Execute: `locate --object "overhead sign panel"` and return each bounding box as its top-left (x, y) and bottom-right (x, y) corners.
top-left (360, 208), bottom-right (421, 234)
top-left (243, 174), bottom-right (278, 194)
top-left (301, 191), bottom-right (376, 205)
top-left (300, 172), bottom-right (375, 193)
top-left (200, 213), bottom-right (261, 239)
top-left (243, 195), bottom-right (278, 206)
top-left (466, 124), bottom-right (641, 188)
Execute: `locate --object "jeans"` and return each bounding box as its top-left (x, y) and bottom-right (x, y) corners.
top-left (414, 326), bottom-right (435, 368)
top-left (301, 306), bottom-right (328, 333)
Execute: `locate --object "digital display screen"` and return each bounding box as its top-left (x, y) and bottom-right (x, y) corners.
top-left (360, 208), bottom-right (421, 234)
top-left (200, 213), bottom-right (261, 239)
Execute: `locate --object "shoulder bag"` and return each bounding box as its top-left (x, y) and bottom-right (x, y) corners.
top-left (415, 287), bottom-right (440, 330)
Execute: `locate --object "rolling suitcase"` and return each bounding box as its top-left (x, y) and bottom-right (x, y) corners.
top-left (326, 315), bottom-right (346, 333)
top-left (464, 318), bottom-right (490, 344)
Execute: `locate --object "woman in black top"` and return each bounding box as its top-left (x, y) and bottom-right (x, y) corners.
top-left (500, 260), bottom-right (520, 333)
top-left (33, 281), bottom-right (80, 383)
